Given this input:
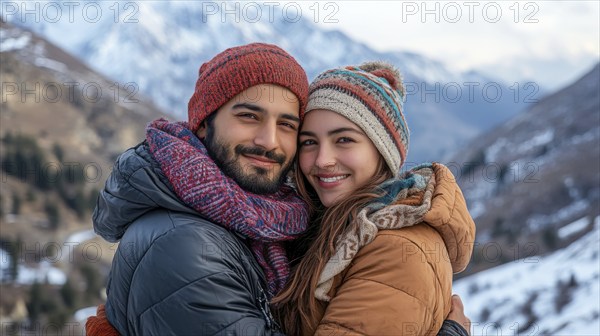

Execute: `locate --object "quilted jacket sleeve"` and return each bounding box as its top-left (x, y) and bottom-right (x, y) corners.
top-left (106, 211), bottom-right (279, 336)
top-left (438, 320), bottom-right (470, 336)
top-left (424, 163), bottom-right (476, 273)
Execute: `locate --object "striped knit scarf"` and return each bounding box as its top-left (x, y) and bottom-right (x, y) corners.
top-left (315, 164), bottom-right (437, 301)
top-left (146, 118), bottom-right (308, 297)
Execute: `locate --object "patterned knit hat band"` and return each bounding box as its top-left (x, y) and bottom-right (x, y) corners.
top-left (306, 62), bottom-right (409, 177)
top-left (188, 43), bottom-right (309, 133)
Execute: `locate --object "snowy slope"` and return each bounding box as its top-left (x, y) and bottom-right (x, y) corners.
top-left (454, 216), bottom-right (600, 335)
top-left (0, 248), bottom-right (66, 285)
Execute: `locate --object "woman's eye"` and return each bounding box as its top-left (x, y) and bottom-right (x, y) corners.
top-left (299, 139), bottom-right (316, 146)
top-left (338, 137), bottom-right (354, 143)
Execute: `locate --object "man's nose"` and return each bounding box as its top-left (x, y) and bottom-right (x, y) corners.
top-left (253, 121), bottom-right (279, 152)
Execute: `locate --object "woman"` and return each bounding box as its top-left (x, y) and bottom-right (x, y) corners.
top-left (273, 62), bottom-right (476, 335)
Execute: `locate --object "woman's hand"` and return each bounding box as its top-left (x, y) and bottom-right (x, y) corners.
top-left (447, 295), bottom-right (471, 335)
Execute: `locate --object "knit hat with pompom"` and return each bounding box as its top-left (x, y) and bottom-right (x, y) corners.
top-left (305, 61), bottom-right (409, 177)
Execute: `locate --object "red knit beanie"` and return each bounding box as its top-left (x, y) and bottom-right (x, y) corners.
top-left (188, 43), bottom-right (309, 133)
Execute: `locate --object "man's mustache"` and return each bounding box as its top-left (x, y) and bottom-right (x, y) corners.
top-left (235, 145), bottom-right (286, 165)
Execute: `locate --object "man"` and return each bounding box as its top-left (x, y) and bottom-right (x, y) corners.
top-left (91, 43), bottom-right (309, 335)
top-left (88, 43), bottom-right (471, 335)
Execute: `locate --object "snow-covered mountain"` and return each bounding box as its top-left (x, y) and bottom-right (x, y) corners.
top-left (455, 216), bottom-right (600, 335)
top-left (1, 1), bottom-right (537, 163)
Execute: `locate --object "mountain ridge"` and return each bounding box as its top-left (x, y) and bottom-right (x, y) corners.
top-left (1, 0), bottom-right (538, 163)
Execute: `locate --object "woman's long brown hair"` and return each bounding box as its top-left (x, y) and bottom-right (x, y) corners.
top-left (272, 157), bottom-right (392, 335)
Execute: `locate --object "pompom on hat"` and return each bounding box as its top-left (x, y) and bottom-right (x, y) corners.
top-left (188, 43), bottom-right (309, 133)
top-left (305, 61), bottom-right (409, 177)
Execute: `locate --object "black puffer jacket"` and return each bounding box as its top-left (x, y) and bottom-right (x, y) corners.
top-left (93, 142), bottom-right (281, 335)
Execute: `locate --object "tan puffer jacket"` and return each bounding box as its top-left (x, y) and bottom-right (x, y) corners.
top-left (306, 163), bottom-right (476, 335)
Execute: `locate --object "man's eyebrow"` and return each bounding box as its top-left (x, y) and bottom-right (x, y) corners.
top-left (231, 103), bottom-right (266, 113)
top-left (299, 127), bottom-right (363, 137)
top-left (231, 104), bottom-right (299, 123)
top-left (281, 114), bottom-right (300, 123)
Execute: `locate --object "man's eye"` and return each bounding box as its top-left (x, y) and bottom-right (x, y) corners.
top-left (280, 122), bottom-right (297, 130)
top-left (239, 113), bottom-right (258, 120)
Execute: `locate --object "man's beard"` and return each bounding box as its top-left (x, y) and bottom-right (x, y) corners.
top-left (203, 128), bottom-right (293, 195)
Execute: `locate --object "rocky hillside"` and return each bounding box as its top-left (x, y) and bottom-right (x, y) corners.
top-left (0, 20), bottom-right (167, 162)
top-left (1, 18), bottom-right (167, 249)
top-left (450, 63), bottom-right (600, 275)
top-left (0, 20), bottom-right (168, 331)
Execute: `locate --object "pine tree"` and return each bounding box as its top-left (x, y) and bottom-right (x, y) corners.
top-left (2, 131), bottom-right (14, 144)
top-left (44, 199), bottom-right (60, 230)
top-left (27, 281), bottom-right (43, 324)
top-left (80, 264), bottom-right (101, 302)
top-left (52, 143), bottom-right (64, 163)
top-left (11, 192), bottom-right (21, 215)
top-left (542, 226), bottom-right (558, 249)
top-left (9, 236), bottom-right (21, 282)
top-left (26, 188), bottom-right (36, 202)
top-left (73, 188), bottom-right (87, 218)
top-left (60, 279), bottom-right (76, 308)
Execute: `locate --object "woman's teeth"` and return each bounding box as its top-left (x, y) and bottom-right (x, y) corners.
top-left (319, 175), bottom-right (349, 183)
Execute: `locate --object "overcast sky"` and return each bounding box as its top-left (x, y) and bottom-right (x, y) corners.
top-left (2, 1), bottom-right (597, 91)
top-left (305, 1), bottom-right (599, 90)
